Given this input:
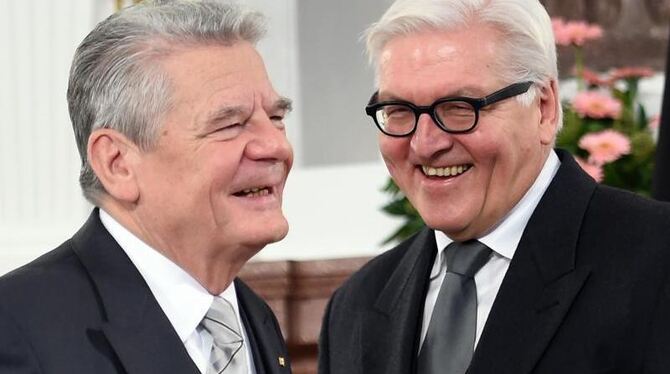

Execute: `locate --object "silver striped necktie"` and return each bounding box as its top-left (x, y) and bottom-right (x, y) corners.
top-left (201, 297), bottom-right (248, 374)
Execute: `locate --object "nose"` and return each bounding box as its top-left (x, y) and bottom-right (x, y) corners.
top-left (246, 113), bottom-right (293, 164)
top-left (409, 113), bottom-right (454, 160)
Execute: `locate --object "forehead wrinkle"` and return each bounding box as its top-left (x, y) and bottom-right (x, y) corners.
top-left (378, 83), bottom-right (488, 104)
top-left (378, 32), bottom-right (503, 104)
top-left (206, 105), bottom-right (247, 123)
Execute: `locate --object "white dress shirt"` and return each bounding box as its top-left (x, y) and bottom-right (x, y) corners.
top-left (419, 150), bottom-right (560, 350)
top-left (99, 210), bottom-right (256, 374)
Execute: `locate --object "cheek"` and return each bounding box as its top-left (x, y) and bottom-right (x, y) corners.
top-left (207, 162), bottom-right (238, 198)
top-left (379, 137), bottom-right (408, 168)
top-left (461, 129), bottom-right (500, 164)
top-left (459, 132), bottom-right (515, 197)
top-left (474, 129), bottom-right (534, 200)
top-left (378, 138), bottom-right (407, 187)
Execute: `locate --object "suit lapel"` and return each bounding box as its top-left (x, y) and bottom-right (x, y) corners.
top-left (235, 279), bottom-right (290, 374)
top-left (469, 150), bottom-right (596, 374)
top-left (361, 227), bottom-right (437, 374)
top-left (71, 210), bottom-right (200, 374)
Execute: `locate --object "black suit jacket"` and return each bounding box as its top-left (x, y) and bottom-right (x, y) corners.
top-left (319, 149), bottom-right (670, 374)
top-left (0, 210), bottom-right (291, 374)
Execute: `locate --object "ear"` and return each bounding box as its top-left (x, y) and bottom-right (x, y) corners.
top-left (87, 128), bottom-right (140, 203)
top-left (538, 79), bottom-right (559, 145)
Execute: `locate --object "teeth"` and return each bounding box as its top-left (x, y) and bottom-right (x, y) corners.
top-left (421, 165), bottom-right (470, 177)
top-left (239, 187), bottom-right (270, 197)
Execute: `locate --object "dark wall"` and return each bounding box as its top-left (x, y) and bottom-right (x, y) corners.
top-left (652, 29), bottom-right (670, 201)
top-left (541, 0), bottom-right (670, 76)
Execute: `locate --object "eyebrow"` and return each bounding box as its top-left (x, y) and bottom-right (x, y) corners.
top-left (273, 96), bottom-right (293, 113)
top-left (205, 105), bottom-right (246, 124)
top-left (204, 96), bottom-right (293, 126)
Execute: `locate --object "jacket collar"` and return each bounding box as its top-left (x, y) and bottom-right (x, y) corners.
top-left (71, 210), bottom-right (200, 374)
top-left (236, 279), bottom-right (291, 374)
top-left (361, 227), bottom-right (438, 374)
top-left (468, 149), bottom-right (596, 374)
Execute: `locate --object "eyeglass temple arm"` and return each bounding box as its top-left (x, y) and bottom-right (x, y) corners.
top-left (481, 81), bottom-right (534, 106)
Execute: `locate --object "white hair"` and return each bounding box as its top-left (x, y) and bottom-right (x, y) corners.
top-left (67, 0), bottom-right (266, 204)
top-left (364, 0), bottom-right (562, 127)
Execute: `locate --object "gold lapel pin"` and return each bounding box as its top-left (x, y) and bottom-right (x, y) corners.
top-left (278, 356), bottom-right (286, 367)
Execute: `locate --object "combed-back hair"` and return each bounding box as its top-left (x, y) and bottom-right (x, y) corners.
top-left (364, 0), bottom-right (562, 128)
top-left (67, 0), bottom-right (266, 204)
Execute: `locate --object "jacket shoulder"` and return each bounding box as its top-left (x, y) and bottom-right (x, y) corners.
top-left (588, 186), bottom-right (670, 236)
top-left (0, 239), bottom-right (98, 327)
top-left (576, 186), bottom-right (670, 284)
top-left (332, 227), bottom-right (431, 307)
top-left (0, 239), bottom-right (87, 300)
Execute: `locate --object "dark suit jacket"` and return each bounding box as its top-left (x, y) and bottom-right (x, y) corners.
top-left (319, 149), bottom-right (670, 374)
top-left (0, 210), bottom-right (291, 374)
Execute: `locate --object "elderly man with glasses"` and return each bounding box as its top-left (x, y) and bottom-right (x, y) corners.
top-left (319, 0), bottom-right (670, 373)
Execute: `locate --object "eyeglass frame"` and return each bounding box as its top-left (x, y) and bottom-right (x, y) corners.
top-left (365, 81), bottom-right (534, 137)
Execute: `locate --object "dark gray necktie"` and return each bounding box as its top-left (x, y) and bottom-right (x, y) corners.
top-left (417, 240), bottom-right (492, 374)
top-left (201, 297), bottom-right (248, 374)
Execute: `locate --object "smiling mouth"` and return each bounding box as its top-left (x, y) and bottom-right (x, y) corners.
top-left (233, 186), bottom-right (274, 197)
top-left (420, 164), bottom-right (471, 177)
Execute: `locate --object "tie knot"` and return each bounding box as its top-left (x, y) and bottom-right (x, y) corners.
top-left (202, 297), bottom-right (242, 343)
top-left (445, 240), bottom-right (491, 277)
top-left (206, 297), bottom-right (237, 324)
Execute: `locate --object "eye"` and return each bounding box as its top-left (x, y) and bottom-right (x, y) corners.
top-left (383, 105), bottom-right (412, 118)
top-left (437, 101), bottom-right (474, 117)
top-left (269, 110), bottom-right (289, 129)
top-left (217, 122), bottom-right (243, 131)
top-left (210, 122), bottom-right (244, 139)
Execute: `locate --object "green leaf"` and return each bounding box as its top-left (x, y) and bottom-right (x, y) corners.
top-left (381, 198), bottom-right (410, 216)
top-left (380, 177), bottom-right (425, 244)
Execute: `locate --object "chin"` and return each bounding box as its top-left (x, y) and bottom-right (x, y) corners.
top-left (420, 211), bottom-right (466, 237)
top-left (266, 224), bottom-right (289, 244)
top-left (246, 220), bottom-right (289, 247)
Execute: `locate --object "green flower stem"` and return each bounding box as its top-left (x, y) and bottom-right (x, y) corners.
top-left (574, 45), bottom-right (584, 91)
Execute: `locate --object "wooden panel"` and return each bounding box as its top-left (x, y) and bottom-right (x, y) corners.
top-left (239, 257), bottom-right (370, 374)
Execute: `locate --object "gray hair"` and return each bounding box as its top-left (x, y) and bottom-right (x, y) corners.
top-left (364, 0), bottom-right (562, 129)
top-left (67, 0), bottom-right (267, 204)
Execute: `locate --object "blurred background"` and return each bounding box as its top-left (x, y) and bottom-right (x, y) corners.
top-left (0, 0), bottom-right (668, 275)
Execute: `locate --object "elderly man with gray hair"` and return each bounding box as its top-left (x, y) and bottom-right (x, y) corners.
top-left (319, 0), bottom-right (670, 373)
top-left (0, 1), bottom-right (293, 373)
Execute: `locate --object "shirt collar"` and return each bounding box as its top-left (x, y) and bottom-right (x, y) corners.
top-left (431, 150), bottom-right (560, 278)
top-left (99, 209), bottom-right (240, 342)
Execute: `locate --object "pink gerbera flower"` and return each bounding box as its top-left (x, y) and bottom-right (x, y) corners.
top-left (580, 68), bottom-right (611, 87)
top-left (574, 156), bottom-right (604, 182)
top-left (552, 18), bottom-right (603, 47)
top-left (571, 91), bottom-right (622, 119)
top-left (610, 67), bottom-right (655, 81)
top-left (578, 130), bottom-right (631, 165)
top-left (649, 115), bottom-right (660, 130)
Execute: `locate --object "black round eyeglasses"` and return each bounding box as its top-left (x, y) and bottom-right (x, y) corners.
top-left (365, 81), bottom-right (534, 137)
